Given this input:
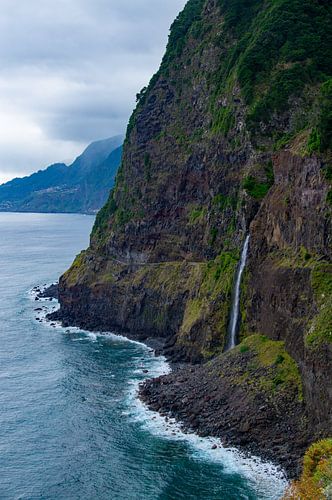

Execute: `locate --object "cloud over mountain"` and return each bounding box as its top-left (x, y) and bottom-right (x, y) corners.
top-left (0, 0), bottom-right (186, 183)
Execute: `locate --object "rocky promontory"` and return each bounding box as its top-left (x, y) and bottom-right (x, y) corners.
top-left (53, 0), bottom-right (332, 483)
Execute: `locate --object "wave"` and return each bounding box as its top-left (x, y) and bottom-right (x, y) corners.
top-left (28, 283), bottom-right (288, 499)
top-left (126, 369), bottom-right (288, 499)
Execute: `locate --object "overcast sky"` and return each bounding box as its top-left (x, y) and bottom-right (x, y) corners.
top-left (0, 0), bottom-right (186, 184)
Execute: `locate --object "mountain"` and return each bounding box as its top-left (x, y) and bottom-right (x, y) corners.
top-left (52, 0), bottom-right (332, 490)
top-left (0, 136), bottom-right (123, 214)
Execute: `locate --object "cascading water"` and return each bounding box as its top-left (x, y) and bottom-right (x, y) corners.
top-left (225, 235), bottom-right (250, 351)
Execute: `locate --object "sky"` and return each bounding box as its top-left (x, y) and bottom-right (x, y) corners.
top-left (0, 0), bottom-right (187, 184)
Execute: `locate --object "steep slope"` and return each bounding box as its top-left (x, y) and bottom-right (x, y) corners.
top-left (0, 136), bottom-right (123, 214)
top-left (54, 0), bottom-right (332, 476)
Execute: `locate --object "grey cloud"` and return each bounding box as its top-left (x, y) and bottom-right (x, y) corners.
top-left (0, 0), bottom-right (186, 182)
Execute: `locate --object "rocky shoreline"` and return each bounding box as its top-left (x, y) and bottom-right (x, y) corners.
top-left (139, 345), bottom-right (308, 480)
top-left (43, 284), bottom-right (307, 479)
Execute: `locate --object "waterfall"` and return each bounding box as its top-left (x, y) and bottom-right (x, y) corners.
top-left (225, 235), bottom-right (250, 351)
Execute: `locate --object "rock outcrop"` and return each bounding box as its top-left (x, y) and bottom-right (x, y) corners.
top-left (52, 0), bottom-right (332, 476)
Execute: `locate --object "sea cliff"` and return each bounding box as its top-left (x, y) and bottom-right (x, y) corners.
top-left (52, 0), bottom-right (332, 480)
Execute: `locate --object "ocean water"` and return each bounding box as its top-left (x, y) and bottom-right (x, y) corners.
top-left (0, 213), bottom-right (287, 500)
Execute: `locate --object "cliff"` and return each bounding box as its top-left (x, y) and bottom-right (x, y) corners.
top-left (53, 0), bottom-right (332, 478)
top-left (0, 136), bottom-right (123, 214)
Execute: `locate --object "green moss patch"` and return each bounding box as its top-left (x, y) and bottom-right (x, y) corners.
top-left (307, 264), bottom-right (332, 346)
top-left (188, 206), bottom-right (207, 224)
top-left (233, 335), bottom-right (303, 400)
top-left (242, 176), bottom-right (271, 200)
top-left (179, 251), bottom-right (239, 355)
top-left (242, 161), bottom-right (274, 200)
top-left (63, 251), bottom-right (89, 286)
top-left (308, 79), bottom-right (332, 154)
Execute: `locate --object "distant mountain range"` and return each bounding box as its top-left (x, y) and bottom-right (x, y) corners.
top-left (0, 135), bottom-right (123, 214)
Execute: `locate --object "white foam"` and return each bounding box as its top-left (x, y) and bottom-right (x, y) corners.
top-left (126, 357), bottom-right (288, 500)
top-left (28, 283), bottom-right (288, 499)
top-left (29, 284), bottom-right (154, 350)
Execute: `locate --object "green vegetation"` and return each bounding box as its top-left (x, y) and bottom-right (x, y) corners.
top-left (284, 439), bottom-right (332, 499)
top-left (273, 245), bottom-right (317, 269)
top-left (242, 176), bottom-right (270, 200)
top-left (235, 335), bottom-right (303, 398)
top-left (161, 0), bottom-right (206, 67)
top-left (180, 252), bottom-right (239, 355)
top-left (114, 208), bottom-right (134, 228)
top-left (323, 164), bottom-right (332, 182)
top-left (210, 227), bottom-right (218, 245)
top-left (124, 0), bottom-right (332, 151)
top-left (211, 106), bottom-right (235, 136)
top-left (271, 249), bottom-right (331, 347)
top-left (242, 161), bottom-right (274, 200)
top-left (209, 0), bottom-right (332, 140)
top-left (188, 206), bottom-right (206, 224)
top-left (212, 193), bottom-right (238, 211)
top-left (63, 251), bottom-right (88, 286)
top-left (308, 79), bottom-right (332, 154)
top-left (327, 190), bottom-right (332, 206)
top-left (307, 264), bottom-right (332, 346)
top-left (273, 132), bottom-right (296, 151)
top-left (92, 191), bottom-right (117, 239)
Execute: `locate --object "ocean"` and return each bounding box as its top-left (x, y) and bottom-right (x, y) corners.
top-left (0, 212), bottom-right (287, 499)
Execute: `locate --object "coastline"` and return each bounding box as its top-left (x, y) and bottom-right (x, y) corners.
top-left (39, 283), bottom-right (297, 488)
top-left (32, 284), bottom-right (288, 498)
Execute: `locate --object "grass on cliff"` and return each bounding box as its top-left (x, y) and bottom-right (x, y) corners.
top-left (234, 335), bottom-right (303, 399)
top-left (63, 251), bottom-right (88, 286)
top-left (188, 206), bottom-right (207, 224)
top-left (308, 79), bottom-right (332, 154)
top-left (210, 0), bottom-right (332, 145)
top-left (307, 264), bottom-right (332, 347)
top-left (91, 191), bottom-right (117, 241)
top-left (180, 251), bottom-right (238, 356)
top-left (162, 0), bottom-right (206, 68)
top-left (283, 439), bottom-right (332, 499)
top-left (272, 249), bottom-right (332, 347)
top-left (131, 0), bottom-right (332, 144)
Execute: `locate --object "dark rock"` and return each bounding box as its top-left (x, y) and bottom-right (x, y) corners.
top-left (49, 0), bottom-right (332, 482)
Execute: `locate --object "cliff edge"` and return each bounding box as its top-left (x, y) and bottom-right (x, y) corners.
top-left (53, 0), bottom-right (332, 478)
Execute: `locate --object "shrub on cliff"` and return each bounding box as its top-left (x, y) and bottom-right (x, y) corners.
top-left (308, 79), bottom-right (332, 154)
top-left (211, 0), bottom-right (332, 139)
top-left (283, 439), bottom-right (332, 499)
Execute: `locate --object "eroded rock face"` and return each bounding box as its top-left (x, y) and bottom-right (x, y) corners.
top-left (53, 0), bottom-right (332, 476)
top-left (54, 2), bottom-right (260, 361)
top-left (247, 150), bottom-right (332, 439)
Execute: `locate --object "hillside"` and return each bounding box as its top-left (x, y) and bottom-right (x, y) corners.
top-left (0, 136), bottom-right (123, 214)
top-left (53, 0), bottom-right (331, 483)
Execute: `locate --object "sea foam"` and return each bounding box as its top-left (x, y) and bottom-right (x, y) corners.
top-left (29, 283), bottom-right (288, 499)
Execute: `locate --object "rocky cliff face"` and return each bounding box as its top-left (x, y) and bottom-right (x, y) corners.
top-left (54, 0), bottom-right (332, 476)
top-left (247, 150), bottom-right (332, 441)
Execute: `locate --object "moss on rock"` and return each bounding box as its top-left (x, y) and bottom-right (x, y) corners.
top-left (178, 251), bottom-right (238, 357)
top-left (307, 264), bottom-right (332, 347)
top-left (234, 335), bottom-right (303, 401)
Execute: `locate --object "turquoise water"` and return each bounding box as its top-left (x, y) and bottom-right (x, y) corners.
top-left (0, 213), bottom-right (286, 499)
